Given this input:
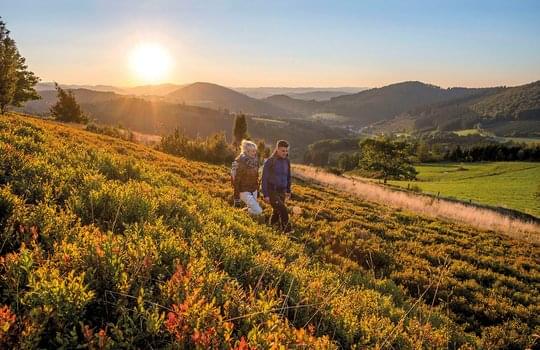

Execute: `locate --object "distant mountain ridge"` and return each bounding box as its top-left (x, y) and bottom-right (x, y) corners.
top-left (19, 88), bottom-right (347, 159)
top-left (369, 81), bottom-right (540, 136)
top-left (471, 80), bottom-right (540, 119)
top-left (30, 80), bottom-right (540, 137)
top-left (235, 86), bottom-right (366, 99)
top-left (287, 90), bottom-right (353, 101)
top-left (166, 82), bottom-right (296, 117)
top-left (22, 88), bottom-right (120, 115)
top-left (321, 81), bottom-right (500, 125)
top-left (36, 82), bottom-right (184, 96)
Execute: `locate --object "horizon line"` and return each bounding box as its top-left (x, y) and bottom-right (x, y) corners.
top-left (36, 78), bottom-right (540, 90)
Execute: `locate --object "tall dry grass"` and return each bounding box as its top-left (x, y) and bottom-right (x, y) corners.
top-left (293, 165), bottom-right (540, 243)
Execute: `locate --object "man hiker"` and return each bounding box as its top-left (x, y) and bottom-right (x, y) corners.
top-left (261, 140), bottom-right (292, 232)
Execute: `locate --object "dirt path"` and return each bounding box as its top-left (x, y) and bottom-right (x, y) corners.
top-left (293, 164), bottom-right (540, 243)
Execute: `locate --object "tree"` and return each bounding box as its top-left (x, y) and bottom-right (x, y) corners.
top-left (50, 83), bottom-right (87, 123)
top-left (256, 139), bottom-right (271, 162)
top-left (232, 114), bottom-right (248, 147)
top-left (0, 18), bottom-right (40, 114)
top-left (359, 137), bottom-right (417, 183)
top-left (337, 152), bottom-right (360, 171)
top-left (415, 140), bottom-right (432, 162)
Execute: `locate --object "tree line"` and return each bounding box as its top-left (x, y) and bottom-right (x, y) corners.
top-left (444, 143), bottom-right (540, 162)
top-left (305, 134), bottom-right (539, 182)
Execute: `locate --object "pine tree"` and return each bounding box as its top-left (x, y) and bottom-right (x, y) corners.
top-left (50, 83), bottom-right (88, 123)
top-left (0, 18), bottom-right (39, 114)
top-left (232, 114), bottom-right (248, 147)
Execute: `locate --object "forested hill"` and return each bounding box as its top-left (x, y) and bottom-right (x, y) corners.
top-left (263, 81), bottom-right (504, 126)
top-left (471, 80), bottom-right (540, 119)
top-left (0, 113), bottom-right (538, 348)
top-left (370, 81), bottom-right (540, 135)
top-left (321, 81), bottom-right (499, 124)
top-left (166, 82), bottom-right (294, 117)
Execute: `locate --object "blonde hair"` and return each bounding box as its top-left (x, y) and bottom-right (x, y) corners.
top-left (240, 139), bottom-right (257, 155)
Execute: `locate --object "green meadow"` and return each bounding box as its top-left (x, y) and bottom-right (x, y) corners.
top-left (389, 162), bottom-right (540, 217)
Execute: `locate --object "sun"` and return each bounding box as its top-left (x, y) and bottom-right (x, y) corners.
top-left (129, 43), bottom-right (172, 83)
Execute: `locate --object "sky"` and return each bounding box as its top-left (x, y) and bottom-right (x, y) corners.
top-left (2, 0), bottom-right (540, 88)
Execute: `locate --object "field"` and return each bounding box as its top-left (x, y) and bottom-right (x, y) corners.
top-left (494, 136), bottom-right (540, 145)
top-left (453, 129), bottom-right (540, 145)
top-left (453, 129), bottom-right (485, 136)
top-left (310, 112), bottom-right (349, 123)
top-left (1, 113), bottom-right (539, 349)
top-left (388, 162), bottom-right (540, 218)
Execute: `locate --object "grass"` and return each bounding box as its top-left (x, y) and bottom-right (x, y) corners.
top-left (453, 129), bottom-right (484, 136)
top-left (310, 112), bottom-right (349, 123)
top-left (296, 165), bottom-right (539, 241)
top-left (495, 136), bottom-right (540, 145)
top-left (388, 162), bottom-right (540, 217)
top-left (453, 129), bottom-right (540, 144)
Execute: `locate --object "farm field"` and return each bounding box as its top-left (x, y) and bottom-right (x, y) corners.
top-left (388, 162), bottom-right (540, 218)
top-left (0, 113), bottom-right (539, 349)
top-left (495, 136), bottom-right (540, 145)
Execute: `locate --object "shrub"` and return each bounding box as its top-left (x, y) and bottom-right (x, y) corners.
top-left (159, 128), bottom-right (235, 164)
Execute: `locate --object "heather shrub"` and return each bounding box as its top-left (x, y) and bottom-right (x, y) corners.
top-left (23, 266), bottom-right (94, 327)
top-left (0, 114), bottom-right (537, 348)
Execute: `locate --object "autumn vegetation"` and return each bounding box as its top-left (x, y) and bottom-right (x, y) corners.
top-left (0, 113), bottom-right (538, 349)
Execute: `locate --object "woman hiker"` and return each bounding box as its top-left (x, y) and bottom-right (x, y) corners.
top-left (233, 140), bottom-right (264, 222)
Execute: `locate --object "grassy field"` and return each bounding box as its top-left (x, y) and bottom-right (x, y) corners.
top-left (453, 129), bottom-right (484, 136)
top-left (1, 113), bottom-right (539, 348)
top-left (388, 162), bottom-right (540, 217)
top-left (494, 136), bottom-right (540, 145)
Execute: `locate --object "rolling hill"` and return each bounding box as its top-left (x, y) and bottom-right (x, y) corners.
top-left (24, 80), bottom-right (540, 140)
top-left (36, 82), bottom-right (184, 96)
top-left (166, 82), bottom-right (295, 117)
top-left (0, 113), bottom-right (538, 348)
top-left (471, 80), bottom-right (540, 119)
top-left (235, 86), bottom-right (365, 99)
top-left (264, 94), bottom-right (321, 116)
top-left (261, 81), bottom-right (506, 127)
top-left (20, 88), bottom-right (121, 115)
top-left (287, 90), bottom-right (352, 101)
top-left (321, 81), bottom-right (500, 126)
top-left (19, 89), bottom-right (348, 160)
top-left (369, 81), bottom-right (540, 136)
top-left (80, 97), bottom-right (346, 158)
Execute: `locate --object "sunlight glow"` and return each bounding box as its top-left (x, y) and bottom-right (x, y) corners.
top-left (129, 43), bottom-right (172, 83)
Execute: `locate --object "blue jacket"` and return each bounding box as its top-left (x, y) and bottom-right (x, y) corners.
top-left (261, 156), bottom-right (291, 197)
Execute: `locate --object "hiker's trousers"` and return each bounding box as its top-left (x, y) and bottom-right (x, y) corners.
top-left (239, 191), bottom-right (263, 216)
top-left (269, 190), bottom-right (289, 231)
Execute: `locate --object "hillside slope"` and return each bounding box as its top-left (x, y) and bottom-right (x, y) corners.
top-left (471, 80), bottom-right (540, 119)
top-left (368, 81), bottom-right (540, 136)
top-left (264, 94), bottom-right (321, 116)
top-left (323, 81), bottom-right (499, 126)
top-left (20, 91), bottom-right (347, 159)
top-left (0, 114), bottom-right (539, 348)
top-left (21, 88), bottom-right (120, 115)
top-left (167, 82), bottom-right (295, 117)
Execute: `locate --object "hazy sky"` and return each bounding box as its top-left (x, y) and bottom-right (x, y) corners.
top-left (2, 0), bottom-right (540, 88)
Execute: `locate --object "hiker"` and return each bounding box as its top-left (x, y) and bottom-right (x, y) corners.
top-left (233, 140), bottom-right (263, 219)
top-left (261, 140), bottom-right (291, 232)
